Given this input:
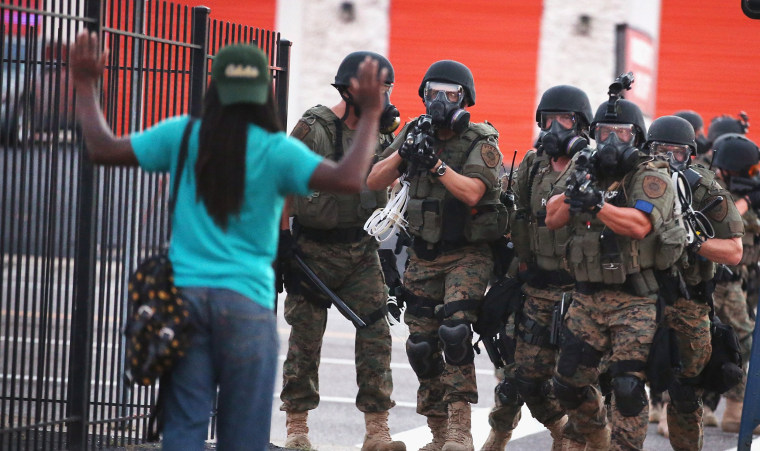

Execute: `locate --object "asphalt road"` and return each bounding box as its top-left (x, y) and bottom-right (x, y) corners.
top-left (268, 293), bottom-right (759, 451)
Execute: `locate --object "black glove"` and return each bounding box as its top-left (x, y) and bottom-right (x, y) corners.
top-left (745, 189), bottom-right (760, 209)
top-left (276, 229), bottom-right (295, 293)
top-left (398, 140), bottom-right (414, 161)
top-left (565, 188), bottom-right (604, 214)
top-left (417, 139), bottom-right (438, 171)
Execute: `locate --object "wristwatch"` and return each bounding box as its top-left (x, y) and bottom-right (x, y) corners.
top-left (433, 161), bottom-right (448, 177)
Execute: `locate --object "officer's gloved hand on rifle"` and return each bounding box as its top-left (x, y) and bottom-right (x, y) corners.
top-left (565, 186), bottom-right (604, 215)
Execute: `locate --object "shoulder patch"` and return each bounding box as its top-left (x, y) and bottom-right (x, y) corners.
top-left (642, 175), bottom-right (667, 199)
top-left (480, 143), bottom-right (500, 168)
top-left (705, 195), bottom-right (728, 222)
top-left (291, 120), bottom-right (311, 141)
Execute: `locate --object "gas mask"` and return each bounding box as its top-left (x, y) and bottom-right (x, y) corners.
top-left (379, 90), bottom-right (400, 133)
top-left (597, 133), bottom-right (639, 176)
top-left (649, 141), bottom-right (691, 172)
top-left (540, 119), bottom-right (588, 158)
top-left (424, 81), bottom-right (470, 133)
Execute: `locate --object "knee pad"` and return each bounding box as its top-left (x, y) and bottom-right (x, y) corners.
top-left (611, 375), bottom-right (647, 417)
top-left (668, 379), bottom-right (700, 414)
top-left (496, 377), bottom-right (524, 407)
top-left (438, 320), bottom-right (474, 366)
top-left (405, 333), bottom-right (443, 379)
top-left (552, 376), bottom-right (590, 410)
top-left (515, 374), bottom-right (550, 404)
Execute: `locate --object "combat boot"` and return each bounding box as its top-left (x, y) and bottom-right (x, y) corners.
top-left (657, 402), bottom-right (669, 438)
top-left (442, 401), bottom-right (474, 451)
top-left (419, 416), bottom-right (447, 451)
top-left (703, 405), bottom-right (719, 427)
top-left (583, 424), bottom-right (610, 451)
top-left (721, 398), bottom-right (760, 434)
top-left (478, 428), bottom-right (511, 451)
top-left (285, 411), bottom-right (312, 450)
top-left (648, 399), bottom-right (662, 423)
top-left (362, 411), bottom-right (406, 451)
top-left (545, 415), bottom-right (567, 451)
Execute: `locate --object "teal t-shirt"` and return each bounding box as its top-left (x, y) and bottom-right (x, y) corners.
top-left (131, 115), bottom-right (323, 310)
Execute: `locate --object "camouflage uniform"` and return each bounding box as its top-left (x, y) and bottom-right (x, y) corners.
top-left (487, 149), bottom-right (583, 444)
top-left (280, 105), bottom-right (396, 414)
top-left (385, 117), bottom-right (505, 416)
top-left (711, 192), bottom-right (759, 402)
top-left (552, 156), bottom-right (683, 450)
top-left (663, 164), bottom-right (743, 451)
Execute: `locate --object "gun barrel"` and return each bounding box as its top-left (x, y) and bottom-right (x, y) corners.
top-left (294, 254), bottom-right (367, 328)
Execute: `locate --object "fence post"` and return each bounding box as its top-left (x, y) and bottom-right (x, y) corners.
top-left (189, 6), bottom-right (209, 117)
top-left (66, 0), bottom-right (101, 449)
top-left (275, 39), bottom-right (291, 129)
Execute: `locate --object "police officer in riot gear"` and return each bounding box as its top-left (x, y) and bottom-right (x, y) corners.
top-left (545, 87), bottom-right (686, 450)
top-left (367, 60), bottom-right (506, 451)
top-left (706, 133), bottom-right (760, 435)
top-left (673, 110), bottom-right (710, 157)
top-left (696, 112), bottom-right (750, 167)
top-left (645, 115), bottom-right (743, 450)
top-left (279, 51), bottom-right (405, 451)
top-left (481, 85), bottom-right (593, 451)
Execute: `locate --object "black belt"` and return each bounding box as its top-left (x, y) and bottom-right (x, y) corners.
top-left (412, 237), bottom-right (468, 261)
top-left (524, 267), bottom-right (574, 289)
top-left (299, 225), bottom-right (367, 244)
top-left (576, 280), bottom-right (639, 296)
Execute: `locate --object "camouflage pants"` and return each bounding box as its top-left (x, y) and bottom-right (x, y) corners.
top-left (512, 285), bottom-right (567, 425)
top-left (403, 243), bottom-right (492, 416)
top-left (280, 237), bottom-right (395, 413)
top-left (663, 297), bottom-right (711, 451)
top-left (554, 289), bottom-right (656, 451)
top-left (714, 279), bottom-right (755, 401)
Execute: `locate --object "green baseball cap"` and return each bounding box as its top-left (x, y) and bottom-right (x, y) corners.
top-left (211, 44), bottom-right (271, 106)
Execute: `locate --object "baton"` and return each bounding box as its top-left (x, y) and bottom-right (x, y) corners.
top-left (294, 253), bottom-right (367, 329)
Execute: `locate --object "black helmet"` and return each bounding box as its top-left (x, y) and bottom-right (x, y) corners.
top-left (711, 133), bottom-right (759, 173)
top-left (708, 114), bottom-right (749, 142)
top-left (646, 115), bottom-right (697, 153)
top-left (673, 110), bottom-right (704, 133)
top-left (418, 60), bottom-right (475, 106)
top-left (333, 51), bottom-right (394, 88)
top-left (590, 99), bottom-right (647, 144)
top-left (535, 85), bottom-right (593, 127)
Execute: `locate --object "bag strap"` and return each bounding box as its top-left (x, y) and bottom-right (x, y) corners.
top-left (168, 117), bottom-right (197, 215)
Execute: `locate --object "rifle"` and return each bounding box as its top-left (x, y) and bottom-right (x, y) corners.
top-left (399, 115), bottom-right (436, 177)
top-left (500, 150), bottom-right (518, 209)
top-left (563, 146), bottom-right (599, 207)
top-left (550, 292), bottom-right (572, 346)
top-left (293, 253), bottom-right (367, 328)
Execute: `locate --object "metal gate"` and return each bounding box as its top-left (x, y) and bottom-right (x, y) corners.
top-left (0, 1), bottom-right (291, 449)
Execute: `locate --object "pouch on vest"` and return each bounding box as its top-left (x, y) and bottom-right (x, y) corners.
top-left (464, 202), bottom-right (508, 243)
top-left (293, 191), bottom-right (340, 230)
top-left (358, 187), bottom-right (379, 215)
top-left (600, 230), bottom-right (627, 285)
top-left (654, 221), bottom-right (688, 270)
top-left (646, 295), bottom-right (682, 393)
top-left (407, 198), bottom-right (442, 244)
top-left (511, 210), bottom-right (532, 261)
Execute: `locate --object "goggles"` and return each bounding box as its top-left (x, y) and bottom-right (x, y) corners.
top-left (540, 112), bottom-right (577, 131)
top-left (650, 141), bottom-right (691, 164)
top-left (424, 81), bottom-right (464, 103)
top-left (594, 123), bottom-right (636, 144)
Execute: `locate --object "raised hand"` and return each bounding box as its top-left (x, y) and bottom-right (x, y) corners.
top-left (349, 56), bottom-right (387, 119)
top-left (69, 30), bottom-right (109, 88)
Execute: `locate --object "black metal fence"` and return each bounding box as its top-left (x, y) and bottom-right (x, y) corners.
top-left (0, 1), bottom-right (291, 449)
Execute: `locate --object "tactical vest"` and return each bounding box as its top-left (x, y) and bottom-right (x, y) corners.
top-left (292, 105), bottom-right (389, 229)
top-left (405, 120), bottom-right (507, 244)
top-left (679, 166), bottom-right (722, 285)
top-left (524, 153), bottom-right (571, 271)
top-left (737, 196), bottom-right (760, 267)
top-left (566, 158), bottom-right (686, 287)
